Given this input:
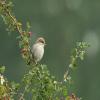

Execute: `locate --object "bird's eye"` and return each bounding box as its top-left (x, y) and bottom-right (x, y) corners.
top-left (39, 39), bottom-right (45, 44)
top-left (41, 40), bottom-right (44, 43)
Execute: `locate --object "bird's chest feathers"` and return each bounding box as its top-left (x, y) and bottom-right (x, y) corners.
top-left (33, 44), bottom-right (44, 60)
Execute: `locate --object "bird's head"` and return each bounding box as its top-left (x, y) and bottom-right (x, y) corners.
top-left (35, 37), bottom-right (46, 46)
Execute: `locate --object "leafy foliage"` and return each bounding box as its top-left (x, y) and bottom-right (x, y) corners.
top-left (0, 0), bottom-right (89, 100)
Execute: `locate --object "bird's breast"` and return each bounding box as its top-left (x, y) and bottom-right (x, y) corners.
top-left (32, 44), bottom-right (44, 62)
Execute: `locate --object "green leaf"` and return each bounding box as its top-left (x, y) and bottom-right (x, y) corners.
top-left (26, 22), bottom-right (31, 32)
top-left (0, 66), bottom-right (5, 73)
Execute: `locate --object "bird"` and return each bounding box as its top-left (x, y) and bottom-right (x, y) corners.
top-left (31, 37), bottom-right (46, 63)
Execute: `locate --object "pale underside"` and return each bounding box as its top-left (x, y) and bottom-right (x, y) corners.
top-left (32, 43), bottom-right (44, 62)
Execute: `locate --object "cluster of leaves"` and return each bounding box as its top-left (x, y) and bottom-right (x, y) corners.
top-left (0, 0), bottom-right (34, 65)
top-left (0, 65), bottom-right (68, 100)
top-left (0, 0), bottom-right (17, 31)
top-left (64, 42), bottom-right (89, 83)
top-left (22, 64), bottom-right (68, 100)
top-left (0, 0), bottom-right (89, 100)
top-left (69, 42), bottom-right (90, 68)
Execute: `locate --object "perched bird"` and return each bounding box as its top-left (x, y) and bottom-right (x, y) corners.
top-left (31, 37), bottom-right (46, 63)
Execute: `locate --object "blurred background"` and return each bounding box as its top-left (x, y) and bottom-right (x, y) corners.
top-left (0, 0), bottom-right (100, 99)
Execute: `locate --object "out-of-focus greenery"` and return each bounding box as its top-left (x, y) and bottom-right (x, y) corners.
top-left (0, 0), bottom-right (100, 100)
top-left (0, 1), bottom-right (89, 99)
top-left (0, 1), bottom-right (88, 99)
